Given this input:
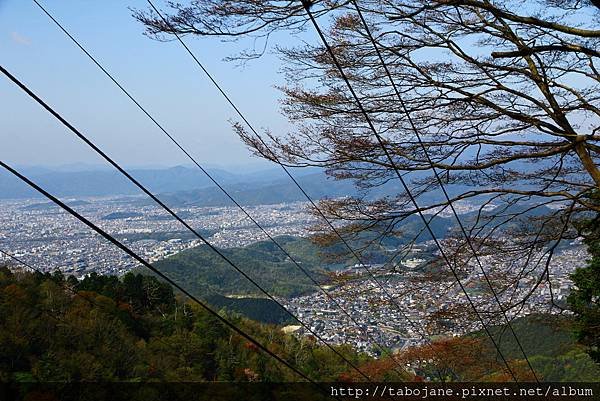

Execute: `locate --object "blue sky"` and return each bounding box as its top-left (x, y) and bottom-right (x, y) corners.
top-left (0, 0), bottom-right (292, 170)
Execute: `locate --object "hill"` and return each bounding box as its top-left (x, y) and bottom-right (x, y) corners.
top-left (150, 228), bottom-right (441, 302)
top-left (153, 236), bottom-right (330, 298)
top-left (150, 234), bottom-right (413, 323)
top-left (0, 268), bottom-right (378, 388)
top-left (205, 293), bottom-right (294, 325)
top-left (475, 314), bottom-right (600, 381)
top-left (102, 211), bottom-right (143, 220)
top-left (20, 200), bottom-right (91, 210)
top-left (150, 201), bottom-right (555, 302)
top-left (1, 268), bottom-right (597, 388)
top-left (156, 172), bottom-right (359, 207)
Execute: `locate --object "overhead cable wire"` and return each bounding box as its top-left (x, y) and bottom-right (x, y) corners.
top-left (300, 0), bottom-right (519, 382)
top-left (143, 0), bottom-right (446, 371)
top-left (31, 0), bottom-right (410, 375)
top-left (0, 64), bottom-right (369, 382)
top-left (349, 0), bottom-right (539, 381)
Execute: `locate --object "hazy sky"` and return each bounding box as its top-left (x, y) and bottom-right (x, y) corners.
top-left (0, 0), bottom-right (293, 169)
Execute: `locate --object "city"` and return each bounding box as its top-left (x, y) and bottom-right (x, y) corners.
top-left (0, 197), bottom-right (317, 275)
top-left (0, 196), bottom-right (585, 356)
top-left (280, 241), bottom-right (584, 355)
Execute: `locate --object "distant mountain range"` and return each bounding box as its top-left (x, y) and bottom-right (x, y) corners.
top-left (1, 164), bottom-right (533, 207)
top-left (0, 165), bottom-right (249, 199)
top-left (0, 165), bottom-right (381, 205)
top-left (153, 171), bottom-right (364, 207)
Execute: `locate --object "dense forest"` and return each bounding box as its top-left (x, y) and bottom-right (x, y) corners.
top-left (1, 267), bottom-right (598, 387)
top-left (0, 268), bottom-right (376, 383)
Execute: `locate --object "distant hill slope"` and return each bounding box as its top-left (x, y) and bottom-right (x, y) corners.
top-left (156, 172), bottom-right (359, 207)
top-left (150, 202), bottom-right (556, 322)
top-left (205, 293), bottom-right (294, 325)
top-left (153, 236), bottom-right (329, 298)
top-left (481, 314), bottom-right (578, 359)
top-left (149, 233), bottom-right (407, 324)
top-left (152, 172), bottom-right (480, 207)
top-left (476, 314), bottom-right (600, 381)
top-left (150, 224), bottom-right (451, 301)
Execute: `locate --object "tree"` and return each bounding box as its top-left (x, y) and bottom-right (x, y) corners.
top-left (134, 1), bottom-right (600, 325)
top-left (395, 336), bottom-right (537, 381)
top-left (568, 191), bottom-right (600, 363)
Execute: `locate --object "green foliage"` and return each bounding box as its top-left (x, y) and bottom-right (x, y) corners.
top-left (153, 237), bottom-right (329, 298)
top-left (475, 314), bottom-right (600, 381)
top-left (1, 267), bottom-right (597, 383)
top-left (568, 191), bottom-right (600, 364)
top-left (150, 231), bottom-right (430, 302)
top-left (77, 271), bottom-right (176, 315)
top-left (205, 294), bottom-right (294, 325)
top-left (530, 350), bottom-right (600, 382)
top-left (487, 314), bottom-right (578, 359)
top-left (0, 268), bottom-right (372, 382)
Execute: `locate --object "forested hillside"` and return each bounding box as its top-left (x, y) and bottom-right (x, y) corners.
top-left (477, 315), bottom-right (600, 381)
top-left (0, 268), bottom-right (375, 383)
top-left (153, 236), bottom-right (330, 298)
top-left (1, 267), bottom-right (597, 386)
